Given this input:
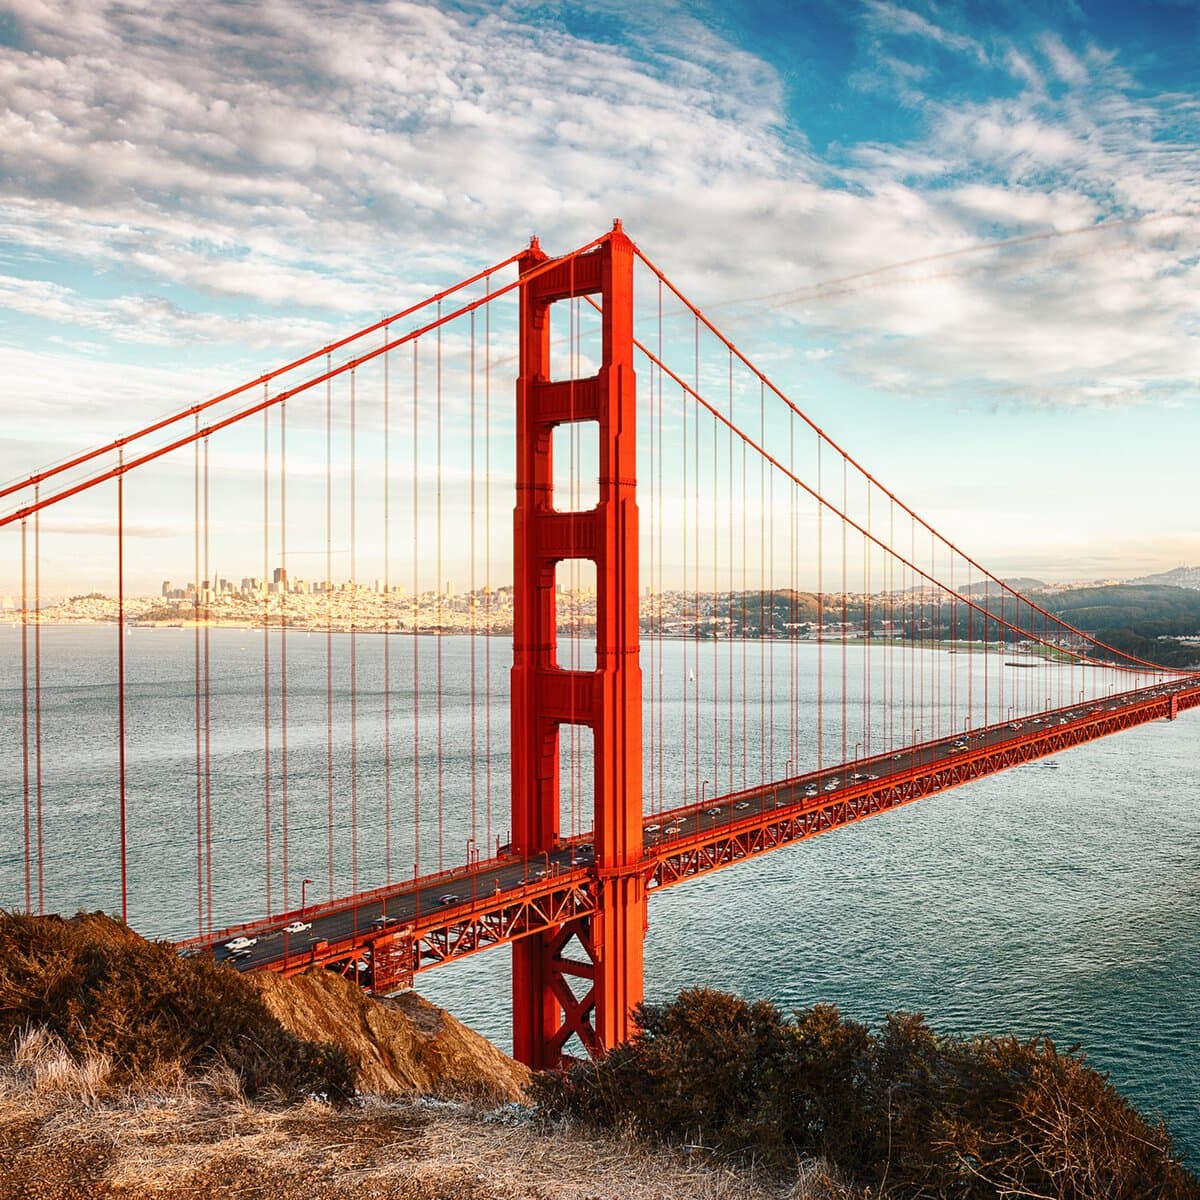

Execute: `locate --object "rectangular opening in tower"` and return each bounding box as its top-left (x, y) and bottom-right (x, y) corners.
top-left (555, 558), bottom-right (597, 672)
top-left (552, 420), bottom-right (599, 512)
top-left (548, 296), bottom-right (602, 381)
top-left (557, 721), bottom-right (595, 844)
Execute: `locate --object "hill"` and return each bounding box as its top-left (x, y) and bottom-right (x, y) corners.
top-left (1030, 584), bottom-right (1200, 668)
top-left (1126, 565), bottom-right (1200, 589)
top-left (962, 577), bottom-right (1046, 596)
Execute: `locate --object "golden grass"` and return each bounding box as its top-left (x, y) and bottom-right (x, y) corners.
top-left (0, 1034), bottom-right (859, 1200)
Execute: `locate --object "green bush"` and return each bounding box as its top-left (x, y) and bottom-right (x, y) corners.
top-left (0, 910), bottom-right (356, 1102)
top-left (535, 988), bottom-right (1198, 1199)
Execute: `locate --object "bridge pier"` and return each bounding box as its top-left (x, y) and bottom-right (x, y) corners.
top-left (511, 224), bottom-right (644, 1068)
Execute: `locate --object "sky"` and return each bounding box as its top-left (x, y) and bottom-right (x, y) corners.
top-left (1, 0), bottom-right (1198, 591)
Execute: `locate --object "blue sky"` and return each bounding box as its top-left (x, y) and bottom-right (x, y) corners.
top-left (1, 0), bottom-right (1197, 589)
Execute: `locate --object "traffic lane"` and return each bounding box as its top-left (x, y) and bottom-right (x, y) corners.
top-left (637, 687), bottom-right (1187, 848)
top-left (226, 844), bottom-right (596, 969)
top-left (222, 685), bottom-right (1188, 965)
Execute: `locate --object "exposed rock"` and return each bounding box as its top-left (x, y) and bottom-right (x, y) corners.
top-left (247, 969), bottom-right (529, 1104)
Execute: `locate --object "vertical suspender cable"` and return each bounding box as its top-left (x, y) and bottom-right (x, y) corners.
top-left (383, 328), bottom-right (392, 886)
top-left (263, 404), bottom-right (272, 916)
top-left (645, 285), bottom-right (655, 814)
top-left (350, 368), bottom-right (359, 895)
top-left (117, 451), bottom-right (128, 922)
top-left (469, 309), bottom-right (478, 859)
top-left (863, 485), bottom-right (871, 758)
top-left (280, 394), bottom-right (290, 910)
top-left (768, 397), bottom-right (775, 778)
top-left (816, 439), bottom-right (823, 773)
top-left (759, 381), bottom-right (765, 785)
top-left (741, 385), bottom-right (748, 788)
top-left (841, 455), bottom-right (848, 767)
top-left (789, 418), bottom-right (796, 772)
top-left (203, 436), bottom-right (213, 934)
top-left (193, 421), bottom-right (203, 934)
top-left (693, 319), bottom-right (700, 803)
top-left (21, 518), bottom-right (30, 912)
top-left (436, 304), bottom-right (444, 872)
top-left (412, 342), bottom-right (421, 878)
top-left (713, 351), bottom-right (720, 790)
top-left (33, 493), bottom-right (43, 913)
top-left (484, 280), bottom-right (492, 854)
top-left (681, 368), bottom-right (688, 801)
top-left (656, 278), bottom-right (664, 814)
top-left (326, 356), bottom-right (335, 900)
top-left (727, 352), bottom-right (735, 792)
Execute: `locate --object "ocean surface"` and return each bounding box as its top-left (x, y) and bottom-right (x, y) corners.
top-left (1, 626), bottom-right (1196, 1160)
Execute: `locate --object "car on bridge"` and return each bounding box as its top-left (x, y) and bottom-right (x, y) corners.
top-left (224, 936), bottom-right (256, 952)
top-left (282, 921), bottom-right (311, 935)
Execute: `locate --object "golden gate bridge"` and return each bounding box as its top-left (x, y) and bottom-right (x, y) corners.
top-left (3, 222), bottom-right (1198, 1070)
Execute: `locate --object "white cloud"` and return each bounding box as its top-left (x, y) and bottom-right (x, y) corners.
top-left (860, 0), bottom-right (988, 64)
top-left (0, 0), bottom-right (1196, 453)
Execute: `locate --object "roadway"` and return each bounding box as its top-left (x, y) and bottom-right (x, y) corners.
top-left (191, 678), bottom-right (1198, 978)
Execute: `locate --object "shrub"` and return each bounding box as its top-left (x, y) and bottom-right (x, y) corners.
top-left (0, 910), bottom-right (356, 1102)
top-left (534, 988), bottom-right (1199, 1200)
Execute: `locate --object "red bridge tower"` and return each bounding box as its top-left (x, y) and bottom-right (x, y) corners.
top-left (511, 224), bottom-right (645, 1068)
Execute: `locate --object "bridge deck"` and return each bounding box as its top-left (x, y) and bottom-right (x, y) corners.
top-left (178, 680), bottom-right (1200, 993)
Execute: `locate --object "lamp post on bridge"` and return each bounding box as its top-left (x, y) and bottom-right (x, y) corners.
top-left (301, 878), bottom-right (313, 912)
top-left (701, 779), bottom-right (710, 806)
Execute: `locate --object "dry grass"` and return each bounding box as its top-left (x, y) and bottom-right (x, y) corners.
top-left (0, 910), bottom-right (355, 1101)
top-left (0, 1032), bottom-right (858, 1200)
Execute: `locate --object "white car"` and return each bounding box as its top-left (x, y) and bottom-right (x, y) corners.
top-left (282, 921), bottom-right (311, 935)
top-left (224, 936), bottom-right (256, 952)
